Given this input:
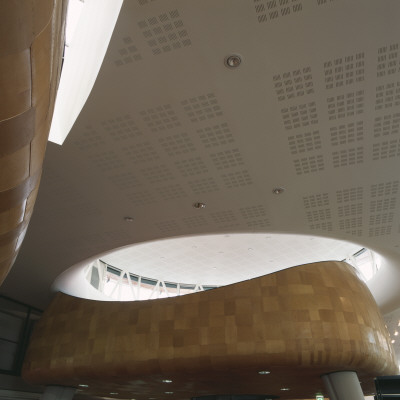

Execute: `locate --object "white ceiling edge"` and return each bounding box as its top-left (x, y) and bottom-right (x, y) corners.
top-left (53, 233), bottom-right (369, 302)
top-left (48, 0), bottom-right (123, 145)
top-left (100, 233), bottom-right (363, 285)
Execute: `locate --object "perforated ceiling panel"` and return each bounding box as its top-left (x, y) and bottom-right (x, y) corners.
top-left (4, 0), bottom-right (400, 321)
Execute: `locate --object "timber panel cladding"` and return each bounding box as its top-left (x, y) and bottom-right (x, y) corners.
top-left (23, 261), bottom-right (397, 398)
top-left (0, 0), bottom-right (66, 284)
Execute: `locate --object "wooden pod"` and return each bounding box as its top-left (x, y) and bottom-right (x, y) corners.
top-left (22, 261), bottom-right (398, 399)
top-left (0, 0), bottom-right (66, 285)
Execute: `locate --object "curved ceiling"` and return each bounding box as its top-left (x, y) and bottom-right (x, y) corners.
top-left (2, 0), bottom-right (400, 316)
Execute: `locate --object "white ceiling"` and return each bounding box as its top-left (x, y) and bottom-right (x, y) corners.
top-left (101, 233), bottom-right (362, 285)
top-left (2, 0), bottom-right (400, 317)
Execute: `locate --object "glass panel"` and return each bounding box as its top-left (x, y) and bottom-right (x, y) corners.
top-left (0, 311), bottom-right (24, 342)
top-left (0, 339), bottom-right (18, 371)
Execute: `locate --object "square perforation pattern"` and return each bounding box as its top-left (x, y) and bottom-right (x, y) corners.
top-left (155, 220), bottom-right (181, 234)
top-left (377, 43), bottom-right (400, 78)
top-left (140, 164), bottom-right (174, 183)
top-left (108, 172), bottom-right (141, 191)
top-left (303, 193), bottom-right (329, 209)
top-left (74, 126), bottom-right (105, 151)
top-left (101, 115), bottom-right (142, 141)
top-left (188, 177), bottom-right (219, 194)
top-left (330, 121), bottom-right (363, 146)
top-left (210, 149), bottom-right (244, 170)
top-left (197, 123), bottom-right (234, 148)
top-left (141, 105), bottom-right (181, 132)
top-left (310, 221), bottom-right (333, 231)
top-left (175, 157), bottom-right (208, 177)
top-left (253, 0), bottom-right (303, 23)
top-left (332, 147), bottom-right (363, 168)
top-left (221, 170), bottom-right (253, 189)
top-left (273, 66), bottom-right (314, 101)
top-left (239, 205), bottom-right (267, 220)
top-left (89, 151), bottom-right (125, 172)
top-left (246, 219), bottom-right (271, 228)
top-left (281, 102), bottom-right (318, 130)
top-left (337, 187), bottom-right (363, 203)
top-left (375, 82), bottom-right (400, 110)
top-left (336, 186), bottom-right (363, 233)
top-left (293, 155), bottom-right (324, 175)
top-left (370, 181), bottom-right (399, 197)
top-left (327, 91), bottom-right (364, 120)
top-left (127, 190), bottom-right (155, 207)
top-left (138, 9), bottom-right (191, 56)
top-left (372, 139), bottom-right (400, 160)
top-left (157, 184), bottom-right (188, 201)
top-left (181, 93), bottom-right (223, 123)
top-left (369, 197), bottom-right (396, 213)
top-left (114, 36), bottom-right (143, 66)
top-left (124, 142), bottom-right (160, 164)
top-left (374, 113), bottom-right (400, 137)
top-left (288, 130), bottom-right (321, 154)
top-left (368, 181), bottom-right (398, 237)
top-left (159, 132), bottom-right (196, 157)
top-left (324, 52), bottom-right (364, 89)
top-left (182, 215), bottom-right (209, 229)
top-left (210, 210), bottom-right (238, 227)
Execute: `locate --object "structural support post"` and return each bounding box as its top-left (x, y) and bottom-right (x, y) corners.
top-left (321, 371), bottom-right (365, 400)
top-left (42, 386), bottom-right (76, 400)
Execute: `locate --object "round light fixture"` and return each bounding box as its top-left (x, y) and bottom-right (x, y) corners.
top-left (225, 54), bottom-right (242, 68)
top-left (280, 388), bottom-right (290, 391)
top-left (258, 370), bottom-right (270, 375)
top-left (272, 187), bottom-right (285, 195)
top-left (193, 202), bottom-right (206, 209)
top-left (124, 216), bottom-right (134, 222)
top-left (162, 379), bottom-right (173, 383)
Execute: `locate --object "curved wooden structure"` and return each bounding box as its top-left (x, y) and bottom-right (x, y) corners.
top-left (0, 0), bottom-right (66, 285)
top-left (23, 261), bottom-right (397, 399)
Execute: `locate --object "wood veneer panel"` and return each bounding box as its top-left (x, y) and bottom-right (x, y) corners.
top-left (23, 262), bottom-right (398, 400)
top-left (0, 0), bottom-right (66, 285)
top-left (0, 49), bottom-right (31, 120)
top-left (0, 201), bottom-right (26, 235)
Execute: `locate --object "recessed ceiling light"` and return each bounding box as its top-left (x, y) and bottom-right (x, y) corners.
top-left (162, 379), bottom-right (172, 383)
top-left (225, 54), bottom-right (241, 68)
top-left (124, 216), bottom-right (134, 222)
top-left (391, 339), bottom-right (395, 343)
top-left (110, 393), bottom-right (118, 395)
top-left (78, 384), bottom-right (89, 388)
top-left (193, 202), bottom-right (206, 209)
top-left (272, 187), bottom-right (285, 195)
top-left (280, 388), bottom-right (290, 391)
top-left (395, 331), bottom-right (399, 336)
top-left (165, 392), bottom-right (174, 395)
top-left (258, 370), bottom-right (270, 375)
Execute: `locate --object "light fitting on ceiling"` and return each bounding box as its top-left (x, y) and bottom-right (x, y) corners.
top-left (280, 388), bottom-right (290, 391)
top-left (272, 187), bottom-right (285, 195)
top-left (258, 370), bottom-right (270, 375)
top-left (162, 379), bottom-right (173, 383)
top-left (124, 216), bottom-right (134, 222)
top-left (193, 202), bottom-right (206, 209)
top-left (225, 54), bottom-right (241, 68)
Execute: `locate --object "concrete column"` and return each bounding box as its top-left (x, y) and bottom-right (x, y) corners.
top-left (321, 371), bottom-right (364, 400)
top-left (42, 386), bottom-right (76, 400)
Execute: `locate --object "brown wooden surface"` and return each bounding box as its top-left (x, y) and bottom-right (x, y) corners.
top-left (0, 0), bottom-right (66, 285)
top-left (23, 261), bottom-right (398, 400)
